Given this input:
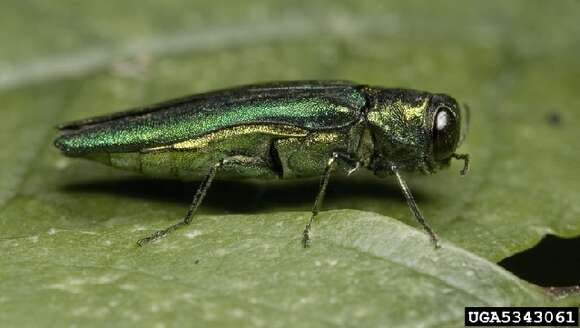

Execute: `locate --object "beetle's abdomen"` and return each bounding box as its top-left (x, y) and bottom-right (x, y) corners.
top-left (85, 151), bottom-right (280, 180)
top-left (79, 124), bottom-right (310, 180)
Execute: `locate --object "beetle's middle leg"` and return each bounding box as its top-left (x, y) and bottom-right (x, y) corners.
top-left (137, 156), bottom-right (259, 246)
top-left (302, 152), bottom-right (362, 248)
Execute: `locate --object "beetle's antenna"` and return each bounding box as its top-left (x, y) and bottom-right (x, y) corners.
top-left (458, 102), bottom-right (471, 146)
top-left (391, 164), bottom-right (441, 249)
top-left (451, 153), bottom-right (470, 176)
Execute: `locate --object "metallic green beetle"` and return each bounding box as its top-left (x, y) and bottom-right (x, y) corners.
top-left (55, 80), bottom-right (469, 248)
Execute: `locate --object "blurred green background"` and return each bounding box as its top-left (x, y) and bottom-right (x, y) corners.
top-left (1, 1), bottom-right (579, 327)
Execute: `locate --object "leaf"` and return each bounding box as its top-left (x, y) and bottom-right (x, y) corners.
top-left (0, 210), bottom-right (551, 327)
top-left (1, 0), bottom-right (579, 327)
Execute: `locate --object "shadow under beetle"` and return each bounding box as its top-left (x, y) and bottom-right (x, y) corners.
top-left (55, 80), bottom-right (470, 248)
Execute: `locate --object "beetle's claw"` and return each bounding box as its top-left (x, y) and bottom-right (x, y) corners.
top-left (137, 237), bottom-right (150, 247)
top-left (431, 236), bottom-right (442, 249)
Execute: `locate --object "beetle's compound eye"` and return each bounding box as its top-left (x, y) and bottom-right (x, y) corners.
top-left (433, 106), bottom-right (460, 160)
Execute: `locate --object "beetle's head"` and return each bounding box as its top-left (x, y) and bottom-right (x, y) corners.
top-left (424, 94), bottom-right (469, 174)
top-left (367, 89), bottom-right (469, 176)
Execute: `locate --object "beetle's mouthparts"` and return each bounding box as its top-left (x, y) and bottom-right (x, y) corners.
top-left (451, 153), bottom-right (470, 176)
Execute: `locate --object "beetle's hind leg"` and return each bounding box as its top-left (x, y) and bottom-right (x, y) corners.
top-left (137, 156), bottom-right (256, 246)
top-left (302, 152), bottom-right (362, 248)
top-left (137, 160), bottom-right (222, 246)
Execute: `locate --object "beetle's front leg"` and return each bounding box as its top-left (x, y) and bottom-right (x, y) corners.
top-left (302, 152), bottom-right (362, 248)
top-left (391, 164), bottom-right (441, 249)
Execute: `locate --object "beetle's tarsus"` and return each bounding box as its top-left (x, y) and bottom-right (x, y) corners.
top-left (137, 229), bottom-right (169, 246)
top-left (451, 153), bottom-right (470, 176)
top-left (137, 227), bottom-right (174, 247)
top-left (302, 224), bottom-right (312, 248)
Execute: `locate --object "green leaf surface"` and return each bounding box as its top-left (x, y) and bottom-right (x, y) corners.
top-left (1, 0), bottom-right (579, 327)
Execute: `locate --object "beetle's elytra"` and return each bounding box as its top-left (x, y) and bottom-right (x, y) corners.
top-left (55, 80), bottom-right (469, 247)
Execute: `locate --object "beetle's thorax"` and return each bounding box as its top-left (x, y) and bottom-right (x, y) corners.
top-left (361, 87), bottom-right (434, 176)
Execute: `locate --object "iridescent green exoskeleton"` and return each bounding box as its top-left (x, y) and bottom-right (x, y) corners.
top-left (55, 81), bottom-right (469, 248)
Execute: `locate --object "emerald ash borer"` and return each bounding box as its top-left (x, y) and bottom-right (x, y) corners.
top-left (54, 80), bottom-right (470, 248)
